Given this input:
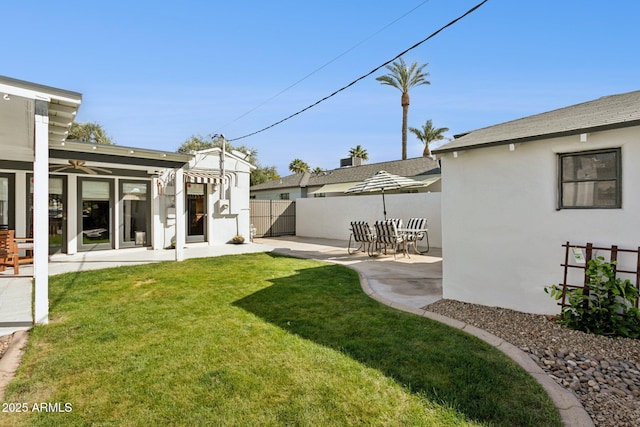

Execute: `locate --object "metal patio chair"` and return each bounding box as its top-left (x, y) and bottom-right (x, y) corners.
top-left (403, 217), bottom-right (429, 254)
top-left (348, 221), bottom-right (376, 255)
top-left (371, 219), bottom-right (408, 259)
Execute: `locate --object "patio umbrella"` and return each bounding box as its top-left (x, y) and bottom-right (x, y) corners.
top-left (344, 170), bottom-right (424, 219)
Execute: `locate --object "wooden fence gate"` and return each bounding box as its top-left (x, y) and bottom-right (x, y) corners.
top-left (250, 200), bottom-right (296, 238)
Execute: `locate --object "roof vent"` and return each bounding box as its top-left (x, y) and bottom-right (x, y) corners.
top-left (340, 157), bottom-right (362, 167)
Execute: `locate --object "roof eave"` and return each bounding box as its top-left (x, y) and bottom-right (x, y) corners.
top-left (433, 120), bottom-right (640, 155)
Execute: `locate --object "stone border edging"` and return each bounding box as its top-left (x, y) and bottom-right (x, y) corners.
top-left (0, 330), bottom-right (29, 401)
top-left (355, 269), bottom-right (595, 427)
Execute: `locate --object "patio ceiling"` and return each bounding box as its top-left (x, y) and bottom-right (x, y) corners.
top-left (49, 140), bottom-right (193, 175)
top-left (0, 75), bottom-right (82, 149)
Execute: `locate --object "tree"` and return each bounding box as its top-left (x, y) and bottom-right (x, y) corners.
top-left (251, 166), bottom-right (280, 186)
top-left (348, 145), bottom-right (368, 161)
top-left (177, 134), bottom-right (278, 186)
top-left (312, 167), bottom-right (324, 175)
top-left (177, 134), bottom-right (235, 154)
top-left (289, 158), bottom-right (310, 174)
top-left (67, 121), bottom-right (114, 144)
top-left (409, 119), bottom-right (449, 157)
top-left (376, 57), bottom-right (430, 160)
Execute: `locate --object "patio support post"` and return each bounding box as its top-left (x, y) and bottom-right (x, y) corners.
top-left (33, 99), bottom-right (50, 324)
top-left (174, 168), bottom-right (185, 261)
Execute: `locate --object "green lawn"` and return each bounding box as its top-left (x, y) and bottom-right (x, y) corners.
top-left (4, 253), bottom-right (561, 426)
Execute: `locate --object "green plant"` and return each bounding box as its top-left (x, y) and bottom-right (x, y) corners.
top-left (546, 256), bottom-right (640, 338)
top-left (230, 235), bottom-right (245, 243)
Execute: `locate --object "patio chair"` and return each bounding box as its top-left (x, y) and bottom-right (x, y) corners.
top-left (0, 230), bottom-right (20, 274)
top-left (371, 220), bottom-right (408, 259)
top-left (404, 217), bottom-right (429, 254)
top-left (348, 221), bottom-right (376, 254)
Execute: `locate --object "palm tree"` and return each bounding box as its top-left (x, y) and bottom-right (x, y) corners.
top-left (289, 158), bottom-right (310, 174)
top-left (376, 58), bottom-right (430, 160)
top-left (409, 119), bottom-right (449, 157)
top-left (312, 167), bottom-right (324, 175)
top-left (348, 145), bottom-right (368, 161)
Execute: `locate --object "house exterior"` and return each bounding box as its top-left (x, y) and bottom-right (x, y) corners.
top-left (433, 90), bottom-right (640, 314)
top-left (250, 156), bottom-right (441, 200)
top-left (0, 75), bottom-right (254, 323)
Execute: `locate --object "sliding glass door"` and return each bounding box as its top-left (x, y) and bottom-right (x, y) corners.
top-left (119, 180), bottom-right (150, 247)
top-left (0, 173), bottom-right (14, 230)
top-left (78, 179), bottom-right (112, 251)
top-left (48, 177), bottom-right (67, 253)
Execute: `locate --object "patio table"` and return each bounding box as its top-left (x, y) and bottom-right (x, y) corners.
top-left (398, 227), bottom-right (429, 254)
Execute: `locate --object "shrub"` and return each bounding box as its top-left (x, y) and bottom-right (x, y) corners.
top-left (546, 256), bottom-right (640, 338)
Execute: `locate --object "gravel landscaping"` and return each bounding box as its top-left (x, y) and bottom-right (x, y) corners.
top-left (426, 299), bottom-right (640, 427)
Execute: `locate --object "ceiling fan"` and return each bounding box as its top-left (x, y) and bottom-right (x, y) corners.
top-left (49, 160), bottom-right (112, 175)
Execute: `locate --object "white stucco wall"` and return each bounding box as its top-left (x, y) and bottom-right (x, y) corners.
top-left (296, 192), bottom-right (442, 247)
top-left (439, 126), bottom-right (640, 314)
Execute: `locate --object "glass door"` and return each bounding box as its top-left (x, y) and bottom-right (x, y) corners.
top-left (186, 183), bottom-right (206, 242)
top-left (48, 177), bottom-right (67, 254)
top-left (120, 180), bottom-right (150, 247)
top-left (0, 173), bottom-right (15, 230)
top-left (79, 179), bottom-right (112, 251)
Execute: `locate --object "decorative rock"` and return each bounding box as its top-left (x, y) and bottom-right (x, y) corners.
top-left (426, 299), bottom-right (640, 427)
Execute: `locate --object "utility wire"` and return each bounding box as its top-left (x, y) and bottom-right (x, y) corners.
top-left (229, 0), bottom-right (488, 142)
top-left (218, 0), bottom-right (432, 130)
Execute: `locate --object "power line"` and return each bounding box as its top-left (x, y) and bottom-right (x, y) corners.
top-left (229, 0), bottom-right (488, 142)
top-left (217, 0), bottom-right (432, 131)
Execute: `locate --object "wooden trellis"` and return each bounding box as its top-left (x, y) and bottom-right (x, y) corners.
top-left (558, 242), bottom-right (640, 309)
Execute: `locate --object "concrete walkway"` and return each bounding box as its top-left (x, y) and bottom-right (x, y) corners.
top-left (0, 236), bottom-right (592, 426)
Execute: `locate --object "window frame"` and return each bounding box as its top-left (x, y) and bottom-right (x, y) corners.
top-left (557, 148), bottom-right (622, 209)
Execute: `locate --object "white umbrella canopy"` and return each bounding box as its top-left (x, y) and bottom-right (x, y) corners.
top-left (344, 170), bottom-right (425, 219)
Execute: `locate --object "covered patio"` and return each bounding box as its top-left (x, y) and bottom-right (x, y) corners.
top-left (1, 75), bottom-right (255, 327)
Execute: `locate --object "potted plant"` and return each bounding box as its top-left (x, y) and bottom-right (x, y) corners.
top-left (230, 235), bottom-right (245, 244)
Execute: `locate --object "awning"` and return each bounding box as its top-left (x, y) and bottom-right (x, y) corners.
top-left (308, 182), bottom-right (361, 195)
top-left (184, 171), bottom-right (223, 184)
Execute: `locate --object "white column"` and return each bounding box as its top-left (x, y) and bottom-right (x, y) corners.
top-left (151, 177), bottom-right (162, 250)
top-left (174, 168), bottom-right (185, 261)
top-left (33, 100), bottom-right (49, 325)
top-left (66, 176), bottom-right (78, 255)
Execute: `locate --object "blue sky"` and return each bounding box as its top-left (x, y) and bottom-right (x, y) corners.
top-left (3, 1), bottom-right (639, 175)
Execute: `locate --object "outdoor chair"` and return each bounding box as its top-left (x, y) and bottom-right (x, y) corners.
top-left (404, 217), bottom-right (429, 254)
top-left (0, 230), bottom-right (20, 274)
top-left (371, 220), bottom-right (408, 259)
top-left (348, 221), bottom-right (376, 255)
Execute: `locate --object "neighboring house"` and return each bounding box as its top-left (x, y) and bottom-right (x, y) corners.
top-left (250, 156), bottom-right (441, 200)
top-left (433, 90), bottom-right (640, 315)
top-left (0, 75), bottom-right (254, 323)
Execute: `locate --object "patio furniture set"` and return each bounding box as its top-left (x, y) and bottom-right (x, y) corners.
top-left (0, 230), bottom-right (34, 275)
top-left (348, 218), bottom-right (429, 259)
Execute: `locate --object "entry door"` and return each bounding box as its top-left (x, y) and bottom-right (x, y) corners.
top-left (186, 183), bottom-right (206, 242)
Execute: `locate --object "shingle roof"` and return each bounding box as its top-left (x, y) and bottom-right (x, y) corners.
top-left (433, 90), bottom-right (640, 154)
top-left (250, 157), bottom-right (439, 191)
